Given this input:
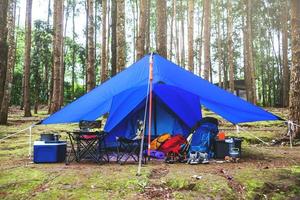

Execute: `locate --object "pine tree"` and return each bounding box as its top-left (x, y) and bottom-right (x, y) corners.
top-left (227, 0), bottom-right (234, 92)
top-left (0, 0), bottom-right (8, 111)
top-left (87, 0), bottom-right (95, 91)
top-left (23, 0), bottom-right (33, 117)
top-left (187, 0), bottom-right (194, 73)
top-left (101, 0), bottom-right (107, 83)
top-left (156, 0), bottom-right (167, 58)
top-left (203, 0), bottom-right (211, 81)
top-left (136, 0), bottom-right (147, 60)
top-left (50, 0), bottom-right (63, 113)
top-left (116, 0), bottom-right (126, 72)
top-left (0, 0), bottom-right (16, 124)
top-left (282, 0), bottom-right (289, 107)
top-left (289, 0), bottom-right (300, 137)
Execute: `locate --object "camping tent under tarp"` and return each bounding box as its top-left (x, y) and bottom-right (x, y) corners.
top-left (39, 54), bottom-right (282, 146)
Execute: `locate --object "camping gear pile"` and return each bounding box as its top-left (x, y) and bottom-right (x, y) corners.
top-left (146, 117), bottom-right (243, 164)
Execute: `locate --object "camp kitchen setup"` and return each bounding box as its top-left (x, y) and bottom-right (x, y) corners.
top-left (31, 54), bottom-right (282, 172)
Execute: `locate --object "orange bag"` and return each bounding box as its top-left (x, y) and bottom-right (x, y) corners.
top-left (150, 133), bottom-right (171, 150)
top-left (217, 132), bottom-right (226, 140)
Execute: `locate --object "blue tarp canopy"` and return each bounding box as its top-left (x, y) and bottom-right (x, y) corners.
top-left (40, 54), bottom-right (281, 141)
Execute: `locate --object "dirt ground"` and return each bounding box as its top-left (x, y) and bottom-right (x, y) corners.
top-left (0, 107), bottom-right (300, 200)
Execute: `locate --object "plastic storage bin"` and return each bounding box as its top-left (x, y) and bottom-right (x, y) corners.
top-left (33, 141), bottom-right (67, 163)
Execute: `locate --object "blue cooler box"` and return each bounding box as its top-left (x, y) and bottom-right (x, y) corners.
top-left (33, 141), bottom-right (67, 163)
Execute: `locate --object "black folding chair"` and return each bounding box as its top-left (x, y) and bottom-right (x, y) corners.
top-left (116, 137), bottom-right (142, 164)
top-left (66, 131), bottom-right (109, 164)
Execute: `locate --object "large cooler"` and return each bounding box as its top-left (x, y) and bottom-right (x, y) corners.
top-left (33, 141), bottom-right (67, 163)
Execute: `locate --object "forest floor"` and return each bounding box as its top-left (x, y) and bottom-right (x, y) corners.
top-left (1, 107), bottom-right (300, 200)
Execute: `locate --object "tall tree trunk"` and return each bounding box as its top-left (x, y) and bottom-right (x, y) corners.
top-left (59, 0), bottom-right (67, 107)
top-left (136, 0), bottom-right (147, 60)
top-left (174, 0), bottom-right (180, 64)
top-left (0, 0), bottom-right (8, 110)
top-left (105, 0), bottom-right (110, 78)
top-left (168, 0), bottom-right (175, 60)
top-left (0, 0), bottom-right (16, 124)
top-left (23, 0), bottom-right (32, 117)
top-left (290, 0), bottom-right (300, 138)
top-left (71, 1), bottom-right (76, 99)
top-left (245, 0), bottom-right (256, 104)
top-left (145, 0), bottom-right (150, 53)
top-left (203, 0), bottom-right (211, 81)
top-left (116, 0), bottom-right (125, 72)
top-left (87, 0), bottom-right (95, 91)
top-left (282, 0), bottom-right (289, 107)
top-left (101, 0), bottom-right (107, 82)
top-left (227, 0), bottom-right (234, 92)
top-left (198, 1), bottom-right (204, 77)
top-left (187, 0), bottom-right (194, 73)
top-left (131, 0), bottom-right (136, 61)
top-left (50, 0), bottom-right (63, 113)
top-left (156, 0), bottom-right (167, 58)
top-left (111, 0), bottom-right (117, 76)
top-left (217, 0), bottom-right (222, 88)
top-left (179, 0), bottom-right (185, 67)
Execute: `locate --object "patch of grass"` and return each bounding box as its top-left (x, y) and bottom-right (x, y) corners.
top-left (163, 168), bottom-right (235, 199)
top-left (0, 167), bottom-right (48, 200)
top-left (234, 166), bottom-right (300, 199)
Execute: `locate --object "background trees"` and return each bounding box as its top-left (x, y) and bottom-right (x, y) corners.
top-left (0, 0), bottom-right (299, 130)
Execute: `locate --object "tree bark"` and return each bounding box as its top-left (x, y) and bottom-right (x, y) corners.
top-left (217, 0), bottom-right (222, 88)
top-left (50, 0), bottom-right (63, 113)
top-left (169, 0), bottom-right (175, 60)
top-left (282, 0), bottom-right (289, 107)
top-left (0, 0), bottom-right (16, 124)
top-left (180, 0), bottom-right (185, 67)
top-left (227, 0), bottom-right (234, 93)
top-left (187, 0), bottom-right (194, 73)
top-left (174, 0), bottom-right (180, 64)
top-left (145, 0), bottom-right (150, 53)
top-left (203, 0), bottom-right (211, 81)
top-left (198, 1), bottom-right (204, 77)
top-left (111, 0), bottom-right (117, 76)
top-left (245, 0), bottom-right (256, 104)
top-left (116, 0), bottom-right (126, 72)
top-left (156, 0), bottom-right (167, 58)
top-left (71, 1), bottom-right (76, 99)
top-left (0, 0), bottom-right (8, 110)
top-left (87, 0), bottom-right (95, 91)
top-left (290, 0), bottom-right (300, 137)
top-left (59, 0), bottom-right (67, 107)
top-left (136, 0), bottom-right (147, 60)
top-left (101, 0), bottom-right (107, 83)
top-left (23, 0), bottom-right (32, 117)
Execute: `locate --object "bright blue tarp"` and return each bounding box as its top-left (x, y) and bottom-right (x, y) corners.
top-left (41, 54), bottom-right (281, 131)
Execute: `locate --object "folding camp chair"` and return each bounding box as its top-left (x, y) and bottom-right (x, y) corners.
top-left (116, 137), bottom-right (141, 164)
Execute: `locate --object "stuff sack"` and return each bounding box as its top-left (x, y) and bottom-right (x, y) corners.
top-left (144, 150), bottom-right (165, 159)
top-left (150, 133), bottom-right (171, 150)
top-left (159, 135), bottom-right (186, 154)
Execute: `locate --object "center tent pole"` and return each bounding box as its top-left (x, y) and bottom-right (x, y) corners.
top-left (147, 54), bottom-right (154, 156)
top-left (137, 53), bottom-right (153, 176)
